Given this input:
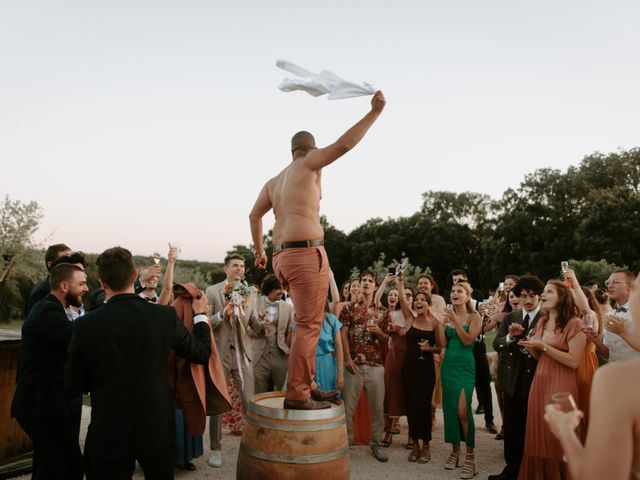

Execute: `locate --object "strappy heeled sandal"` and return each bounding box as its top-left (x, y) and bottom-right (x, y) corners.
top-left (444, 451), bottom-right (460, 470)
top-left (380, 432), bottom-right (392, 447)
top-left (408, 445), bottom-right (420, 462)
top-left (405, 437), bottom-right (414, 450)
top-left (417, 445), bottom-right (431, 464)
top-left (459, 454), bottom-right (476, 479)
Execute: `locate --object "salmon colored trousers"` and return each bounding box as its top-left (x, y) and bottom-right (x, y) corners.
top-left (273, 246), bottom-right (329, 401)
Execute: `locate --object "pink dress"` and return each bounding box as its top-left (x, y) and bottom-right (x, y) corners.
top-left (384, 310), bottom-right (407, 417)
top-left (519, 317), bottom-right (584, 480)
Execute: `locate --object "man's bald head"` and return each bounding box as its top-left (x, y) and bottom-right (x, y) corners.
top-left (291, 131), bottom-right (316, 155)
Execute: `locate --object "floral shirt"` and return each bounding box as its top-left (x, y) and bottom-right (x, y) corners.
top-left (339, 300), bottom-right (390, 366)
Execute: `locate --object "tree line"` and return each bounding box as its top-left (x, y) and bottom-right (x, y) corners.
top-left (1, 148), bottom-right (638, 322)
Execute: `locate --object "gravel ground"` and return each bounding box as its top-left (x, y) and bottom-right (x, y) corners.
top-left (14, 388), bottom-right (505, 480)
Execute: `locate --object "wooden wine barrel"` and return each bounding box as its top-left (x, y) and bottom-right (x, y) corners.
top-left (0, 330), bottom-right (33, 478)
top-left (237, 392), bottom-right (350, 480)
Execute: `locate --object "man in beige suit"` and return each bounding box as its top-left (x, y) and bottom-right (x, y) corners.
top-left (205, 253), bottom-right (260, 468)
top-left (252, 274), bottom-right (293, 393)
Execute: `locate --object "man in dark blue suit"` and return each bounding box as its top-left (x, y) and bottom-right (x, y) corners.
top-left (23, 243), bottom-right (72, 318)
top-left (65, 247), bottom-right (212, 480)
top-left (12, 262), bottom-right (89, 480)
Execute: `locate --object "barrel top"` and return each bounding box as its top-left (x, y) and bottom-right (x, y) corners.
top-left (249, 392), bottom-right (345, 421)
top-left (0, 329), bottom-right (21, 343)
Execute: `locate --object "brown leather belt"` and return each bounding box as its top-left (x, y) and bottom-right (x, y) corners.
top-left (273, 239), bottom-right (324, 253)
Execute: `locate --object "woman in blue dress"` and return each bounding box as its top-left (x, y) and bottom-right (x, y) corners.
top-left (290, 280), bottom-right (345, 392)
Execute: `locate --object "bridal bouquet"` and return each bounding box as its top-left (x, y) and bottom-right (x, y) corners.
top-left (223, 280), bottom-right (253, 317)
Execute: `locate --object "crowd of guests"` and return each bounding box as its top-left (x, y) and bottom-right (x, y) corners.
top-left (11, 242), bottom-right (640, 480)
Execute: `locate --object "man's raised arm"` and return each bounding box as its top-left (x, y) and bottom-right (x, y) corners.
top-left (249, 182), bottom-right (272, 270)
top-left (302, 91), bottom-right (386, 171)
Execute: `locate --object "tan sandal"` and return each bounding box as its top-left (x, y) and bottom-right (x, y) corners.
top-left (444, 451), bottom-right (460, 470)
top-left (459, 454), bottom-right (476, 479)
top-left (417, 445), bottom-right (431, 464)
top-left (408, 445), bottom-right (419, 462)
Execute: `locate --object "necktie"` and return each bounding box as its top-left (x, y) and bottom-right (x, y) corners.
top-left (615, 306), bottom-right (627, 313)
top-left (523, 313), bottom-right (530, 331)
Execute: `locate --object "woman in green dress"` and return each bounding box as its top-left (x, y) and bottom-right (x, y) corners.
top-left (437, 282), bottom-right (482, 479)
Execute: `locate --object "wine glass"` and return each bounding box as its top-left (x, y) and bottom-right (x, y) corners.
top-left (520, 328), bottom-right (536, 354)
top-left (445, 304), bottom-right (453, 328)
top-left (367, 318), bottom-right (377, 339)
top-left (584, 313), bottom-right (595, 330)
top-left (418, 338), bottom-right (426, 360)
top-left (549, 392), bottom-right (577, 412)
top-left (169, 242), bottom-right (181, 259)
top-left (549, 391), bottom-right (577, 462)
top-left (152, 252), bottom-right (161, 264)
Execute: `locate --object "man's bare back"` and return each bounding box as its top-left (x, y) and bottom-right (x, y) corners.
top-left (268, 160), bottom-right (323, 246)
top-left (250, 91), bottom-right (385, 269)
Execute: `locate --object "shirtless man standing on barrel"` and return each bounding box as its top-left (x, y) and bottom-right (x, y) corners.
top-left (249, 91), bottom-right (386, 410)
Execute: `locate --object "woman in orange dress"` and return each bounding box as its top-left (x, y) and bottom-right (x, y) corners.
top-left (519, 280), bottom-right (587, 480)
top-left (562, 269), bottom-right (601, 426)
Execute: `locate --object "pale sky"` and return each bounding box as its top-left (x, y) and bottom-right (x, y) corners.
top-left (2, 1), bottom-right (639, 262)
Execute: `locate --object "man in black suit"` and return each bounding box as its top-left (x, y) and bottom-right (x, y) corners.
top-left (65, 246), bottom-right (212, 480)
top-left (12, 262), bottom-right (89, 480)
top-left (23, 243), bottom-right (72, 318)
top-left (489, 275), bottom-right (544, 480)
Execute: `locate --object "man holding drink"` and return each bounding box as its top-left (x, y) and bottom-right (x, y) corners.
top-left (490, 275), bottom-right (545, 480)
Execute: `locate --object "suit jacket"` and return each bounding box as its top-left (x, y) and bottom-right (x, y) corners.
top-left (23, 277), bottom-right (50, 319)
top-left (205, 281), bottom-right (261, 362)
top-left (64, 293), bottom-right (212, 460)
top-left (12, 293), bottom-right (75, 421)
top-left (250, 298), bottom-right (293, 363)
top-left (493, 308), bottom-right (542, 399)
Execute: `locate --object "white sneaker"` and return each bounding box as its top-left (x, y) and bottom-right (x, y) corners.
top-left (207, 450), bottom-right (222, 468)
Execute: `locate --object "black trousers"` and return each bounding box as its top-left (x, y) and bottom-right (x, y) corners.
top-left (473, 339), bottom-right (494, 424)
top-left (502, 392), bottom-right (528, 479)
top-left (18, 418), bottom-right (83, 480)
top-left (91, 447), bottom-right (175, 480)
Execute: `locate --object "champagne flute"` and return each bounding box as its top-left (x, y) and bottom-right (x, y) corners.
top-left (152, 252), bottom-right (161, 265)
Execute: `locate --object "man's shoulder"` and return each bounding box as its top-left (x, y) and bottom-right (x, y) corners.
top-left (206, 281), bottom-right (225, 292)
top-left (502, 309), bottom-right (516, 320)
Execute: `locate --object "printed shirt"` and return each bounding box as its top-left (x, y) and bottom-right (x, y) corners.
top-left (339, 300), bottom-right (390, 366)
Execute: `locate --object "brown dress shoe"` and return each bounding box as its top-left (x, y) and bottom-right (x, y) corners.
top-left (283, 398), bottom-right (332, 410)
top-left (310, 388), bottom-right (339, 401)
top-left (486, 422), bottom-right (499, 434)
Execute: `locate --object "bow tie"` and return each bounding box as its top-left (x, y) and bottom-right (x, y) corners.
top-left (615, 306), bottom-right (627, 313)
top-left (265, 299), bottom-right (279, 307)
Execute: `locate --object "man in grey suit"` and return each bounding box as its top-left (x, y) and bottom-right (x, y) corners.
top-left (205, 253), bottom-right (261, 468)
top-left (252, 274), bottom-right (293, 393)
